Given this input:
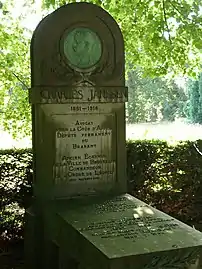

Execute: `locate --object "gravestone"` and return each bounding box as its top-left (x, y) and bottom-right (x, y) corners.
top-left (29, 1), bottom-right (127, 200)
top-left (25, 2), bottom-right (202, 269)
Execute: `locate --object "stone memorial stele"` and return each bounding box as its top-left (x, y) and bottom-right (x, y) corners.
top-left (25, 2), bottom-right (202, 269)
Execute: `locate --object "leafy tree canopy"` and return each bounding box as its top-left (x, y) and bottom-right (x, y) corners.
top-left (43, 0), bottom-right (202, 77)
top-left (0, 0), bottom-right (202, 137)
top-left (185, 73), bottom-right (202, 124)
top-left (0, 0), bottom-right (31, 137)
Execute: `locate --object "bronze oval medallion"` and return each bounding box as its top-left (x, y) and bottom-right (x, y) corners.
top-left (63, 27), bottom-right (102, 70)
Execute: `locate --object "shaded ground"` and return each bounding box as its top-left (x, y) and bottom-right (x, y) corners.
top-left (0, 240), bottom-right (24, 269)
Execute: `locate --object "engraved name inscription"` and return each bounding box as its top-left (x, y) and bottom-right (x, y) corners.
top-left (29, 87), bottom-right (128, 104)
top-left (53, 114), bottom-right (116, 185)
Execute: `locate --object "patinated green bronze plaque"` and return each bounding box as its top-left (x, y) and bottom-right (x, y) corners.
top-left (63, 27), bottom-right (102, 69)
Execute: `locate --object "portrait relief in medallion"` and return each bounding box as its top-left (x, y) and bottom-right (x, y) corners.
top-left (63, 27), bottom-right (102, 70)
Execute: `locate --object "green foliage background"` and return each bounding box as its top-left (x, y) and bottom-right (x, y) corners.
top-left (1, 0), bottom-right (202, 136)
top-left (42, 0), bottom-right (202, 77)
top-left (127, 69), bottom-right (187, 123)
top-left (1, 140), bottom-right (202, 241)
top-left (0, 149), bottom-right (32, 241)
top-left (184, 73), bottom-right (202, 124)
top-left (127, 140), bottom-right (202, 223)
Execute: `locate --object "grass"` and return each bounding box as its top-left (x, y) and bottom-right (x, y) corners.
top-left (126, 121), bottom-right (202, 143)
top-left (1, 120), bottom-right (202, 149)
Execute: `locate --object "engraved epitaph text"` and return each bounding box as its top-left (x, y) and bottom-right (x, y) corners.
top-left (75, 196), bottom-right (180, 241)
top-left (52, 113), bottom-right (116, 195)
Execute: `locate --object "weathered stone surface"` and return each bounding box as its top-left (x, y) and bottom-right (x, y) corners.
top-left (57, 194), bottom-right (202, 268)
top-left (29, 2), bottom-right (127, 200)
top-left (53, 113), bottom-right (116, 195)
top-left (26, 3), bottom-right (128, 268)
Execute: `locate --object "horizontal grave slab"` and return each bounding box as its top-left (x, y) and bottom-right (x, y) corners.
top-left (57, 194), bottom-right (202, 269)
top-left (29, 86), bottom-right (128, 104)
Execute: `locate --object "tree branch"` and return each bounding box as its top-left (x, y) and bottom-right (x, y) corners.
top-left (12, 72), bottom-right (29, 90)
top-left (162, 0), bottom-right (172, 45)
top-left (169, 1), bottom-right (192, 24)
top-left (193, 143), bottom-right (202, 156)
top-left (169, 1), bottom-right (184, 18)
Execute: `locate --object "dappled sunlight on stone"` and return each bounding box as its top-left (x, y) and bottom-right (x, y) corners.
top-left (166, 230), bottom-right (174, 234)
top-left (133, 213), bottom-right (140, 219)
top-left (133, 206), bottom-right (154, 217)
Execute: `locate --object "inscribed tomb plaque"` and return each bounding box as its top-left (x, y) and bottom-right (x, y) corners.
top-left (52, 113), bottom-right (116, 195)
top-left (59, 194), bottom-right (202, 259)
